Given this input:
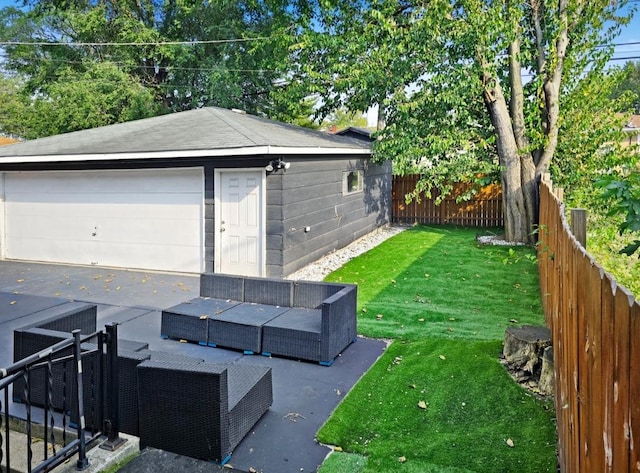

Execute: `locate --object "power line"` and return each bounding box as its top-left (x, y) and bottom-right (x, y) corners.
top-left (0, 35), bottom-right (282, 48)
top-left (0, 33), bottom-right (635, 50)
top-left (610, 55), bottom-right (640, 61)
top-left (0, 53), bottom-right (285, 76)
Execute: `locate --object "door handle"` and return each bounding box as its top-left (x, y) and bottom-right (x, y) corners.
top-left (220, 227), bottom-right (226, 232)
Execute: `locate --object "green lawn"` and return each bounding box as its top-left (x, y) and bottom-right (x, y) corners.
top-left (317, 226), bottom-right (557, 473)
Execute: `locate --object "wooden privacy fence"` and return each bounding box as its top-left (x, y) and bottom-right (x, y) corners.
top-left (538, 179), bottom-right (640, 473)
top-left (391, 175), bottom-right (503, 227)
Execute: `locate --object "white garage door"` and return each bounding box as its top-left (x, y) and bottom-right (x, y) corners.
top-left (2, 168), bottom-right (204, 273)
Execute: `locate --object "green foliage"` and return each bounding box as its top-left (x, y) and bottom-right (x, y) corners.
top-left (501, 247), bottom-right (538, 266)
top-left (0, 0), bottom-right (304, 136)
top-left (0, 74), bottom-right (30, 137)
top-left (610, 61), bottom-right (640, 114)
top-left (321, 107), bottom-right (368, 131)
top-left (581, 210), bottom-right (640, 297)
top-left (284, 0), bottom-right (635, 242)
top-left (269, 95), bottom-right (321, 129)
top-left (0, 62), bottom-right (159, 138)
top-left (596, 172), bottom-right (640, 257)
top-left (552, 67), bottom-right (637, 196)
top-left (25, 62), bottom-right (159, 138)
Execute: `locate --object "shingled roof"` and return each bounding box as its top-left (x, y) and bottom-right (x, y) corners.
top-left (0, 107), bottom-right (370, 162)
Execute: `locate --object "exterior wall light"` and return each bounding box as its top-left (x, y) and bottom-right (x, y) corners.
top-left (266, 158), bottom-right (291, 173)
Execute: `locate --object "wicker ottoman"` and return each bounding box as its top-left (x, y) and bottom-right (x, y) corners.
top-left (161, 297), bottom-right (240, 345)
top-left (207, 303), bottom-right (289, 354)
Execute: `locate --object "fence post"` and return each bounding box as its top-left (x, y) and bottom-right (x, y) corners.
top-left (1, 388), bottom-right (8, 471)
top-left (571, 208), bottom-right (587, 249)
top-left (100, 323), bottom-right (126, 451)
top-left (73, 329), bottom-right (90, 471)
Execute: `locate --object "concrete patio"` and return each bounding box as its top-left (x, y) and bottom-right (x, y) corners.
top-left (0, 260), bottom-right (386, 473)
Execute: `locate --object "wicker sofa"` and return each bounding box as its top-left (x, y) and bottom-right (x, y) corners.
top-left (137, 359), bottom-right (273, 464)
top-left (161, 273), bottom-right (358, 365)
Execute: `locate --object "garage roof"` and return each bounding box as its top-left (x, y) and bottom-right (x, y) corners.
top-left (0, 107), bottom-right (370, 163)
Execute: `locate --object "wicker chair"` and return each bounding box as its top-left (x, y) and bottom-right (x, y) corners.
top-left (98, 348), bottom-right (205, 436)
top-left (137, 360), bottom-right (272, 464)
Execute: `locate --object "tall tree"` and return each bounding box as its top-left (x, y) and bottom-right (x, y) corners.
top-left (0, 0), bottom-right (301, 132)
top-left (286, 0), bottom-right (634, 243)
top-left (0, 63), bottom-right (159, 138)
top-left (28, 62), bottom-right (159, 138)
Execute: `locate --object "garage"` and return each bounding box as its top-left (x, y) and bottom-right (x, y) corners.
top-left (0, 106), bottom-right (386, 276)
top-left (1, 168), bottom-right (204, 273)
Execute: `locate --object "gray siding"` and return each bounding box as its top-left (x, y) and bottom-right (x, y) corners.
top-left (265, 156), bottom-right (391, 278)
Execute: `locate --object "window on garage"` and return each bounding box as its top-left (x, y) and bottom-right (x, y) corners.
top-left (343, 170), bottom-right (363, 195)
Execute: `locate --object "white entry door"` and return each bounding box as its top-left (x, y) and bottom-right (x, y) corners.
top-left (215, 169), bottom-right (265, 277)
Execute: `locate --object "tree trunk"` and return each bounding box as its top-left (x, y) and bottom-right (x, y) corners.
top-left (508, 36), bottom-right (538, 244)
top-left (484, 81), bottom-right (529, 243)
top-left (521, 156), bottom-right (538, 244)
top-left (538, 346), bottom-right (555, 395)
top-left (377, 102), bottom-right (386, 131)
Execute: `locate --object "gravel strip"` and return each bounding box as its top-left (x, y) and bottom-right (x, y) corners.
top-left (286, 224), bottom-right (409, 281)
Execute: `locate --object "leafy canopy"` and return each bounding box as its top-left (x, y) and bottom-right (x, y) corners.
top-left (284, 0), bottom-right (634, 214)
top-left (597, 172), bottom-right (640, 258)
top-left (0, 0), bottom-right (306, 137)
top-left (610, 61), bottom-right (640, 114)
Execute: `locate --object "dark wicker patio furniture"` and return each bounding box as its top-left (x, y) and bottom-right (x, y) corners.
top-left (12, 302), bottom-right (98, 404)
top-left (160, 273), bottom-right (358, 365)
top-left (137, 360), bottom-right (272, 464)
top-left (207, 303), bottom-right (289, 354)
top-left (262, 282), bottom-right (358, 366)
top-left (101, 348), bottom-right (205, 436)
top-left (161, 297), bottom-right (241, 345)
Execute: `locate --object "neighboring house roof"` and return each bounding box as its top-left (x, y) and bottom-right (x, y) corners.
top-left (334, 127), bottom-right (375, 141)
top-left (0, 107), bottom-right (370, 164)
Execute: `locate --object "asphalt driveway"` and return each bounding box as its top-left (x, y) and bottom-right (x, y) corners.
top-left (0, 261), bottom-right (385, 473)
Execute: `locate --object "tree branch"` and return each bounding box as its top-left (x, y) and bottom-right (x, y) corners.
top-left (530, 0), bottom-right (549, 160)
top-left (530, 0), bottom-right (546, 75)
top-left (508, 37), bottom-right (529, 152)
top-left (538, 0), bottom-right (570, 173)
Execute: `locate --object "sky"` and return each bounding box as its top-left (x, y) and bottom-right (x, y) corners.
top-left (610, 2), bottom-right (640, 65)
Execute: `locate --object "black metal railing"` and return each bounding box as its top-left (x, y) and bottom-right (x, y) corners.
top-left (0, 324), bottom-right (123, 473)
